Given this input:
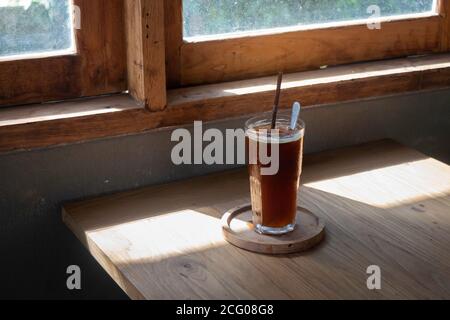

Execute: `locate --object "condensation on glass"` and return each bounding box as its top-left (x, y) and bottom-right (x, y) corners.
top-left (0, 0), bottom-right (74, 58)
top-left (183, 0), bottom-right (437, 39)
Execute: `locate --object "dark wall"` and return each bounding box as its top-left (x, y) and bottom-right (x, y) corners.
top-left (0, 89), bottom-right (449, 299)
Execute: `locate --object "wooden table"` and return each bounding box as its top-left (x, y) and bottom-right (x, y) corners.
top-left (63, 141), bottom-right (450, 300)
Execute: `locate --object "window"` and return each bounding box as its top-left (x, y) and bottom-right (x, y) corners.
top-left (1, 1), bottom-right (450, 152)
top-left (0, 0), bottom-right (75, 59)
top-left (166, 0), bottom-right (448, 86)
top-left (183, 0), bottom-right (437, 39)
top-left (0, 0), bottom-right (126, 107)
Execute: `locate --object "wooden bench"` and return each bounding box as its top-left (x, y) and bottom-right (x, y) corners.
top-left (63, 140), bottom-right (450, 299)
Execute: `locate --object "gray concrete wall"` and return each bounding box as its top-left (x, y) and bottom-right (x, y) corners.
top-left (0, 89), bottom-right (449, 299)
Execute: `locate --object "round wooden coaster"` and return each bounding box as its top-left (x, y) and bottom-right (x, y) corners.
top-left (222, 205), bottom-right (325, 255)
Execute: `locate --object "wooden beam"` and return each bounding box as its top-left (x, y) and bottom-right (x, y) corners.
top-left (164, 0), bottom-right (183, 88)
top-left (0, 94), bottom-right (161, 153)
top-left (78, 0), bottom-right (127, 96)
top-left (179, 15), bottom-right (442, 86)
top-left (1, 54), bottom-right (450, 153)
top-left (166, 54), bottom-right (450, 126)
top-left (438, 0), bottom-right (450, 52)
top-left (124, 0), bottom-right (145, 101)
top-left (125, 0), bottom-right (167, 111)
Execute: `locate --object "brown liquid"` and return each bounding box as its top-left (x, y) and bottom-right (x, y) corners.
top-left (247, 126), bottom-right (303, 228)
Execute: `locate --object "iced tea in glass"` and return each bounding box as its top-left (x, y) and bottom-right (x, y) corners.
top-left (245, 111), bottom-right (305, 235)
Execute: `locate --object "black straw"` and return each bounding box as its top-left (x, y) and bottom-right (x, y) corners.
top-left (271, 72), bottom-right (283, 130)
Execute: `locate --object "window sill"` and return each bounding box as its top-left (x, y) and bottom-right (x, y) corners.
top-left (1, 53), bottom-right (450, 153)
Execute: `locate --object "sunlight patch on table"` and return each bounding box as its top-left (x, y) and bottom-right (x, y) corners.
top-left (85, 209), bottom-right (249, 264)
top-left (304, 158), bottom-right (450, 209)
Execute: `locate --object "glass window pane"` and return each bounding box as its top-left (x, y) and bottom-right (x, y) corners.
top-left (0, 0), bottom-right (74, 58)
top-left (183, 0), bottom-right (436, 39)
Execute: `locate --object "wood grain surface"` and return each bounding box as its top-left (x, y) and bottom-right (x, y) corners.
top-left (179, 15), bottom-right (442, 85)
top-left (1, 54), bottom-right (450, 153)
top-left (63, 141), bottom-right (450, 300)
top-left (167, 53), bottom-right (450, 122)
top-left (438, 0), bottom-right (450, 51)
top-left (164, 0), bottom-right (183, 89)
top-left (125, 0), bottom-right (167, 111)
top-left (222, 205), bottom-right (325, 255)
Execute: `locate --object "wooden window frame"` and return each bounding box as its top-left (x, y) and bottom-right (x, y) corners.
top-left (1, 0), bottom-right (450, 153)
top-left (165, 0), bottom-right (450, 87)
top-left (0, 0), bottom-right (127, 107)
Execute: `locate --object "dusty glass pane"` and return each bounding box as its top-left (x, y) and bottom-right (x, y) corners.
top-left (183, 0), bottom-right (436, 39)
top-left (0, 0), bottom-right (74, 58)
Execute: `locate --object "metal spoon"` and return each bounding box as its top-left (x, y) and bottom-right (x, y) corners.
top-left (290, 102), bottom-right (301, 130)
